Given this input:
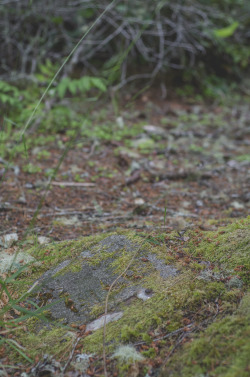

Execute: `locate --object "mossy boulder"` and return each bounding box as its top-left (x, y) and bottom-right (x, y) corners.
top-left (1, 218), bottom-right (249, 376)
top-left (27, 234), bottom-right (178, 326)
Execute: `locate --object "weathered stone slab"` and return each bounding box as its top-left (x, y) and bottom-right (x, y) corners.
top-left (30, 235), bottom-right (178, 326)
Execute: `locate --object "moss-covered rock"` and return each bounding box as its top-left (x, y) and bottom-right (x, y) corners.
top-left (1, 218), bottom-right (249, 376)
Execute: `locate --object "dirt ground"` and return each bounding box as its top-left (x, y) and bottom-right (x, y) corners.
top-left (1, 93), bottom-right (249, 242)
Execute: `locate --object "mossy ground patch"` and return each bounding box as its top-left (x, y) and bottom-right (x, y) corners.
top-left (1, 218), bottom-right (249, 376)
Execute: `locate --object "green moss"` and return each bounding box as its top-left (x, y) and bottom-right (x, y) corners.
top-left (121, 325), bottom-right (140, 342)
top-left (190, 262), bottom-right (206, 271)
top-left (12, 317), bottom-right (73, 362)
top-left (78, 271), bottom-right (229, 354)
top-left (141, 333), bottom-right (152, 344)
top-left (53, 260), bottom-right (82, 277)
top-left (161, 292), bottom-right (250, 377)
top-left (142, 347), bottom-right (157, 358)
top-left (187, 217), bottom-right (250, 283)
top-left (89, 303), bottom-right (105, 318)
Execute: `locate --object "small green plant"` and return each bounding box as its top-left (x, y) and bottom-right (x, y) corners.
top-left (236, 154), bottom-right (250, 162)
top-left (213, 21), bottom-right (239, 39)
top-left (141, 347), bottom-right (157, 358)
top-left (35, 59), bottom-right (59, 83)
top-left (74, 174), bottom-right (85, 182)
top-left (22, 163), bottom-right (42, 174)
top-left (37, 150), bottom-right (51, 160)
top-left (54, 76), bottom-right (107, 99)
top-left (189, 144), bottom-right (204, 153)
top-left (0, 81), bottom-right (22, 112)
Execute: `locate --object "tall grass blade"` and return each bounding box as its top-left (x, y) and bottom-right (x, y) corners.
top-left (20, 0), bottom-right (118, 138)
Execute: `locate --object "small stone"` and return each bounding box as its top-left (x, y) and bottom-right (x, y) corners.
top-left (70, 165), bottom-right (82, 174)
top-left (196, 200), bottom-right (203, 207)
top-left (134, 198), bottom-right (145, 205)
top-left (86, 312), bottom-right (123, 332)
top-left (231, 201), bottom-right (244, 209)
top-left (38, 236), bottom-right (50, 245)
top-left (130, 161), bottom-right (141, 173)
top-left (54, 216), bottom-right (81, 226)
top-left (148, 160), bottom-right (165, 170)
top-left (143, 124), bottom-right (167, 137)
top-left (116, 116), bottom-right (124, 128)
top-left (25, 183), bottom-right (34, 189)
top-left (2, 233), bottom-right (18, 248)
top-left (137, 288), bottom-right (153, 301)
top-left (227, 160), bottom-right (239, 168)
top-left (17, 195), bottom-right (27, 204)
top-left (182, 201), bottom-right (191, 208)
top-left (131, 137), bottom-right (155, 150)
top-left (192, 105), bottom-right (202, 114)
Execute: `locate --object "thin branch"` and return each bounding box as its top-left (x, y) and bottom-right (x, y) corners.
top-left (102, 234), bottom-right (151, 377)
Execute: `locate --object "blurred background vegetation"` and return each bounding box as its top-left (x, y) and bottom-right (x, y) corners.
top-left (0, 0), bottom-right (249, 139)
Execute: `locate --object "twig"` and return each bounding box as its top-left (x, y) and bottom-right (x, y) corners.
top-left (62, 336), bottom-right (81, 373)
top-left (102, 234), bottom-right (151, 377)
top-left (51, 181), bottom-right (95, 187)
top-left (134, 323), bottom-right (194, 346)
top-left (161, 301), bottom-right (220, 368)
top-left (88, 139), bottom-right (99, 158)
top-left (162, 332), bottom-right (187, 367)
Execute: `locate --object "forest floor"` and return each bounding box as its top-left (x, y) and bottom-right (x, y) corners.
top-left (0, 90), bottom-right (249, 376)
top-left (0, 91), bottom-right (249, 241)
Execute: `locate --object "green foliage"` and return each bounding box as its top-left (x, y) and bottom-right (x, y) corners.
top-left (1, 0), bottom-right (249, 94)
top-left (55, 76), bottom-right (107, 99)
top-left (36, 150), bottom-right (51, 160)
top-left (36, 59), bottom-right (59, 82)
top-left (177, 72), bottom-right (239, 101)
top-left (0, 81), bottom-right (22, 110)
top-left (236, 154), bottom-right (250, 162)
top-left (214, 21), bottom-right (239, 39)
top-left (42, 105), bottom-right (80, 132)
top-left (81, 121), bottom-right (143, 143)
top-left (22, 163), bottom-right (42, 174)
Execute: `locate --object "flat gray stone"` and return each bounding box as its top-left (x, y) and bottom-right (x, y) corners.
top-left (30, 235), bottom-right (178, 326)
